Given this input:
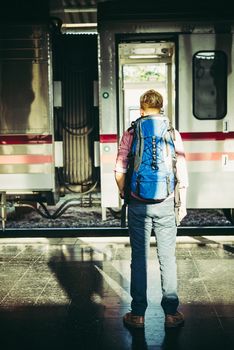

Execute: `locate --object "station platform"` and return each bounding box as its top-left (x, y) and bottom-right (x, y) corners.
top-left (0, 235), bottom-right (233, 350)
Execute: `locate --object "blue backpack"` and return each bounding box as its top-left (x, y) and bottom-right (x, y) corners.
top-left (128, 115), bottom-right (177, 201)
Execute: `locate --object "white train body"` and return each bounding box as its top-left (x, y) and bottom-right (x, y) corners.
top-left (0, 24), bottom-right (60, 205)
top-left (98, 18), bottom-right (234, 212)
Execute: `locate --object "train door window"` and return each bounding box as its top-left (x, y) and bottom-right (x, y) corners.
top-left (193, 51), bottom-right (227, 120)
top-left (118, 42), bottom-right (175, 133)
top-left (123, 63), bottom-right (167, 126)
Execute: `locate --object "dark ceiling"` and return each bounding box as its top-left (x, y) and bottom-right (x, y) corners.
top-left (0, 0), bottom-right (112, 34)
top-left (51, 0), bottom-right (234, 29)
top-left (50, 0), bottom-right (117, 34)
top-left (50, 0), bottom-right (99, 26)
top-left (1, 0), bottom-right (233, 32)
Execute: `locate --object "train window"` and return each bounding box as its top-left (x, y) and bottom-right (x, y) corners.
top-left (193, 51), bottom-right (227, 119)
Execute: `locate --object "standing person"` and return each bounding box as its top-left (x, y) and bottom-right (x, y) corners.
top-left (114, 89), bottom-right (188, 329)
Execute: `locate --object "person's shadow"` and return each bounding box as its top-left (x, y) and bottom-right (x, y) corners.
top-left (47, 247), bottom-right (105, 348)
top-left (127, 327), bottom-right (148, 350)
top-left (162, 327), bottom-right (182, 349)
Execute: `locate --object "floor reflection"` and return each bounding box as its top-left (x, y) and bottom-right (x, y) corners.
top-left (127, 327), bottom-right (148, 350)
top-left (0, 237), bottom-right (233, 349)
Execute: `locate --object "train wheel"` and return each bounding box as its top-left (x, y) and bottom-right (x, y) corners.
top-left (108, 207), bottom-right (122, 219)
top-left (223, 209), bottom-right (234, 224)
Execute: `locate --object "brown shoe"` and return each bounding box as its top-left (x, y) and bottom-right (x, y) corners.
top-left (123, 312), bottom-right (145, 328)
top-left (165, 311), bottom-right (184, 328)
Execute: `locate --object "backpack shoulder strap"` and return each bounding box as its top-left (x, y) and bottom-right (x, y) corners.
top-left (127, 117), bottom-right (141, 133)
top-left (123, 120), bottom-right (138, 204)
top-left (168, 121), bottom-right (176, 141)
top-left (127, 124), bottom-right (134, 133)
top-left (166, 125), bottom-right (181, 219)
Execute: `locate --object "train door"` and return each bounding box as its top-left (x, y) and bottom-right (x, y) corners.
top-left (178, 33), bottom-right (234, 211)
top-left (118, 41), bottom-right (176, 137)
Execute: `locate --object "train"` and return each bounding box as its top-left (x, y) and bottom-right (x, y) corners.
top-left (98, 2), bottom-right (234, 223)
top-left (0, 19), bottom-right (99, 229)
top-left (0, 1), bottom-right (234, 229)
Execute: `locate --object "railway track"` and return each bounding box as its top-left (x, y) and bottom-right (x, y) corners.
top-left (1, 225), bottom-right (234, 238)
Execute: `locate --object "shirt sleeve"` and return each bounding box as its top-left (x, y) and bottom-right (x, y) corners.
top-left (174, 130), bottom-right (189, 188)
top-left (114, 130), bottom-right (133, 173)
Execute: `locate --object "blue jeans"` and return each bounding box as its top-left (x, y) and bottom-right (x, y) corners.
top-left (128, 197), bottom-right (179, 316)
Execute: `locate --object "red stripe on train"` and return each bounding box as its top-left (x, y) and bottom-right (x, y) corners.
top-left (100, 134), bottom-right (118, 143)
top-left (0, 155), bottom-right (53, 164)
top-left (181, 132), bottom-right (234, 141)
top-left (186, 152), bottom-right (234, 161)
top-left (0, 135), bottom-right (52, 145)
top-left (99, 132), bottom-right (234, 143)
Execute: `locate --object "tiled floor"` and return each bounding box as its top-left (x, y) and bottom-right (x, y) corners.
top-left (0, 235), bottom-right (233, 350)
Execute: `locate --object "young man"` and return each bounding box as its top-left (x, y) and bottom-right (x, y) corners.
top-left (114, 89), bottom-right (188, 329)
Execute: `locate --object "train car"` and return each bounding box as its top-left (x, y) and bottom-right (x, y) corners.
top-left (0, 19), bottom-right (99, 230)
top-left (0, 23), bottom-right (63, 228)
top-left (97, 2), bottom-right (234, 222)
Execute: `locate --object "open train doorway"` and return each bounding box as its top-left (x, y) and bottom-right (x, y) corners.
top-left (118, 41), bottom-right (176, 136)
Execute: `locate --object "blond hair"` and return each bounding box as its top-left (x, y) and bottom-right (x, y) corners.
top-left (140, 89), bottom-right (163, 110)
